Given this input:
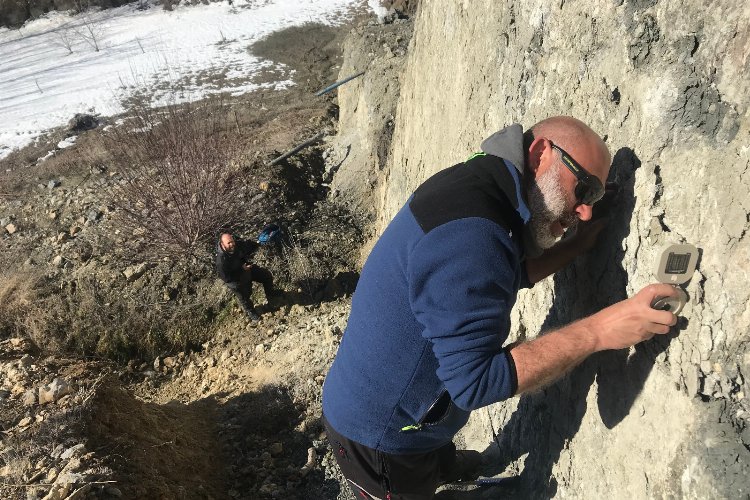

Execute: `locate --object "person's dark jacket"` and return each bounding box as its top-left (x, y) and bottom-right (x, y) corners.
top-left (216, 237), bottom-right (259, 284)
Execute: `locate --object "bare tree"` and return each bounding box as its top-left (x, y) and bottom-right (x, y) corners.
top-left (55, 27), bottom-right (76, 54)
top-left (101, 98), bottom-right (246, 260)
top-left (76, 15), bottom-right (104, 52)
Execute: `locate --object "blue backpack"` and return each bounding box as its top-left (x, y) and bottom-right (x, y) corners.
top-left (258, 223), bottom-right (282, 245)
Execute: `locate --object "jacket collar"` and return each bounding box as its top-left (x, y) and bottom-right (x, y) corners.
top-left (478, 124), bottom-right (543, 258)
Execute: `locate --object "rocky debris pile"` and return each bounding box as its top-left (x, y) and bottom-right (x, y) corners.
top-left (122, 296), bottom-right (353, 498)
top-left (0, 167), bottom-right (116, 273)
top-left (0, 338), bottom-right (118, 499)
top-left (0, 14), bottom-right (383, 498)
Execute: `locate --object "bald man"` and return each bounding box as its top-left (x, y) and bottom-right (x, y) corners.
top-left (216, 232), bottom-right (277, 322)
top-left (321, 117), bottom-right (678, 499)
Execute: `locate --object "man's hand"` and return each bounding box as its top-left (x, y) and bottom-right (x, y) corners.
top-left (242, 263), bottom-right (253, 271)
top-left (510, 283), bottom-right (679, 394)
top-left (584, 283), bottom-right (679, 351)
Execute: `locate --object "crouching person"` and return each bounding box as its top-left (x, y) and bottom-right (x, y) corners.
top-left (216, 231), bottom-right (277, 322)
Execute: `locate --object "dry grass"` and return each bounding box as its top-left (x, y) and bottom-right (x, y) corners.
top-left (0, 270), bottom-right (39, 340)
top-left (0, 267), bottom-right (220, 361)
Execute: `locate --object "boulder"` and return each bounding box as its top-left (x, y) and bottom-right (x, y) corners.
top-left (67, 113), bottom-right (99, 133)
top-left (85, 209), bottom-right (101, 222)
top-left (123, 263), bottom-right (149, 282)
top-left (38, 378), bottom-right (73, 404)
top-left (5, 223), bottom-right (17, 234)
top-left (60, 444), bottom-right (85, 460)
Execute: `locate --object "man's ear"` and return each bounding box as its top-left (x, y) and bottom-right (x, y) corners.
top-left (527, 137), bottom-right (549, 176)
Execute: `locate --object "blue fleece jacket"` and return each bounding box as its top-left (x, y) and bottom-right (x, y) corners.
top-left (323, 125), bottom-right (533, 454)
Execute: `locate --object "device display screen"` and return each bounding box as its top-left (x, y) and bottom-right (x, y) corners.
top-left (665, 252), bottom-right (690, 274)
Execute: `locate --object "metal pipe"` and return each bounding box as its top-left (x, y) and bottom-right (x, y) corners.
top-left (314, 71), bottom-right (365, 96)
top-left (268, 132), bottom-right (326, 166)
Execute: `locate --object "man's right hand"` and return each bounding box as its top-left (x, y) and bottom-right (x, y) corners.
top-left (585, 283), bottom-right (679, 352)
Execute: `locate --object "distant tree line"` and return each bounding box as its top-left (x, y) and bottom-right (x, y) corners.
top-left (1, 0), bottom-right (133, 28)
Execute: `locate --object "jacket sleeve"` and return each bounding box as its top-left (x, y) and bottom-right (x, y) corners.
top-left (239, 240), bottom-right (260, 261)
top-left (407, 217), bottom-right (520, 411)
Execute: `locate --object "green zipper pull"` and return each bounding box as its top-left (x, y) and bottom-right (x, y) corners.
top-left (466, 152), bottom-right (486, 161)
top-left (400, 424), bottom-right (423, 432)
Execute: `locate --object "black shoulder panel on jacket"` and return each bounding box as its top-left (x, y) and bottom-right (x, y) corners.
top-left (408, 154), bottom-right (523, 235)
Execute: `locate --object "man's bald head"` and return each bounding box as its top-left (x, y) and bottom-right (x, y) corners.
top-left (528, 116), bottom-right (611, 183)
top-left (220, 232), bottom-right (236, 254)
top-left (523, 116), bottom-right (611, 250)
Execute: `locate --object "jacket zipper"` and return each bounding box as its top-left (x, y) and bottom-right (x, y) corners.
top-left (400, 390), bottom-right (447, 432)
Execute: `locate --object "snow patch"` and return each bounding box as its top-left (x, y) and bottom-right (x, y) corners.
top-left (57, 136), bottom-right (78, 149)
top-left (0, 0), bottom-right (373, 160)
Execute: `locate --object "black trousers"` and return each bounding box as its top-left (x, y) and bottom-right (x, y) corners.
top-left (323, 416), bottom-right (457, 500)
top-left (225, 265), bottom-right (274, 316)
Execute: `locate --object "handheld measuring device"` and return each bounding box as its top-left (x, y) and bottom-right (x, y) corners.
top-left (651, 243), bottom-right (699, 314)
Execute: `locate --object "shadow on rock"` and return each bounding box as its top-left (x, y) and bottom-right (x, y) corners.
top-left (212, 385), bottom-right (341, 499)
top-left (475, 148), bottom-right (682, 498)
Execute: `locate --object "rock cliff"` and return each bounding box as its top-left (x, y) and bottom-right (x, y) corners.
top-left (335, 0), bottom-right (749, 497)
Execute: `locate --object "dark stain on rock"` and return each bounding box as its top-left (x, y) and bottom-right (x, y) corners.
top-left (628, 14), bottom-right (661, 68)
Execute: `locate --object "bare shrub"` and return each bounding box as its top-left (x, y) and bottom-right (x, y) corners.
top-left (102, 98), bottom-right (245, 261)
top-left (259, 235), bottom-right (333, 298)
top-left (55, 26), bottom-right (76, 54)
top-left (76, 14), bottom-right (104, 52)
top-left (283, 236), bottom-right (328, 286)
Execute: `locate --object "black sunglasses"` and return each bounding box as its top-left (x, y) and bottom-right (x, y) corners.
top-left (550, 143), bottom-right (605, 205)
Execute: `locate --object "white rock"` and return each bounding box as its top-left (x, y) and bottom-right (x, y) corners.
top-left (123, 262), bottom-right (149, 281)
top-left (22, 389), bottom-right (37, 406)
top-left (38, 378), bottom-right (73, 404)
top-left (4, 223), bottom-right (17, 234)
top-left (60, 443), bottom-right (85, 460)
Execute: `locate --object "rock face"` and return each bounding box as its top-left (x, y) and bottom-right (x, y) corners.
top-left (330, 17), bottom-right (413, 230)
top-left (336, 1), bottom-right (749, 498)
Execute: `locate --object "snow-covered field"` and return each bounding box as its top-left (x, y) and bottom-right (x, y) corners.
top-left (0, 0), bottom-right (377, 160)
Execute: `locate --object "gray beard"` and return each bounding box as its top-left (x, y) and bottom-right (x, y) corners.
top-left (527, 165), bottom-right (575, 250)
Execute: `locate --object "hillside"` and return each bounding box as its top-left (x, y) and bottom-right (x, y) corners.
top-left (2, 0), bottom-right (749, 499)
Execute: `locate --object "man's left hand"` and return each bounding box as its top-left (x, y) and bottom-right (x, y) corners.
top-left (242, 263), bottom-right (253, 271)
